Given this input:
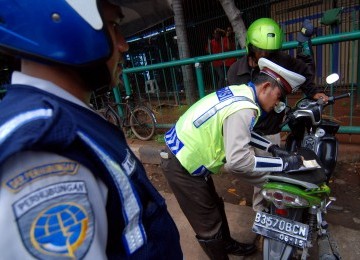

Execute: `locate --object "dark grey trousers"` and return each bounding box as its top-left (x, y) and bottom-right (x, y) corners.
top-left (160, 146), bottom-right (224, 239)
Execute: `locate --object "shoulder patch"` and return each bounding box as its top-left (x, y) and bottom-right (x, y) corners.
top-left (13, 181), bottom-right (94, 259)
top-left (4, 161), bottom-right (79, 193)
top-left (216, 87), bottom-right (234, 101)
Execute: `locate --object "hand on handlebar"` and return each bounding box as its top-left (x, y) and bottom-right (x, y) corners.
top-left (317, 93), bottom-right (350, 106)
top-left (312, 93), bottom-right (329, 103)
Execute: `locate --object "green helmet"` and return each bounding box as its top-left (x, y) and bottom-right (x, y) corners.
top-left (246, 18), bottom-right (283, 53)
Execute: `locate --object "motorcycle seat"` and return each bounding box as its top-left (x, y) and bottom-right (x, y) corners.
top-left (270, 147), bottom-right (328, 186)
top-left (269, 168), bottom-right (327, 185)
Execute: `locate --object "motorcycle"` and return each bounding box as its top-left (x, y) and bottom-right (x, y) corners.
top-left (252, 73), bottom-right (350, 259)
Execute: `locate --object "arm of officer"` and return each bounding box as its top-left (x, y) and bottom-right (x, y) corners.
top-left (223, 109), bottom-right (269, 186)
top-left (0, 151), bottom-right (108, 259)
top-left (223, 109), bottom-right (303, 176)
top-left (223, 108), bottom-right (258, 174)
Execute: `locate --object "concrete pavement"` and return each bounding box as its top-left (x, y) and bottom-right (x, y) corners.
top-left (161, 191), bottom-right (261, 260)
top-left (128, 139), bottom-right (360, 259)
top-left (161, 191), bottom-right (360, 260)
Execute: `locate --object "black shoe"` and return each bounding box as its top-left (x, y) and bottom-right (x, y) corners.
top-left (225, 238), bottom-right (256, 256)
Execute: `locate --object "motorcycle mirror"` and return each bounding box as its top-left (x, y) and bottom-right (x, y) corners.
top-left (274, 101), bottom-right (286, 113)
top-left (326, 73), bottom-right (339, 85)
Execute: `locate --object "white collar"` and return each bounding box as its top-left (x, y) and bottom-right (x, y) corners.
top-left (11, 71), bottom-right (92, 110)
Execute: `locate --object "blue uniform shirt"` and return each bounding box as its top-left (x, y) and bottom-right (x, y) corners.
top-left (0, 75), bottom-right (182, 259)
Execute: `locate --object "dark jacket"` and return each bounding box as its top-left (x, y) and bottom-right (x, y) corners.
top-left (227, 51), bottom-right (322, 135)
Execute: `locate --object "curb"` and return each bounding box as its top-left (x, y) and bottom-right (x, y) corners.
top-left (139, 145), bottom-right (165, 165)
top-left (128, 141), bottom-right (165, 164)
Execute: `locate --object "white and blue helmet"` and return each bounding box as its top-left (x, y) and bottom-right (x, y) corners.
top-left (0, 0), bottom-right (172, 67)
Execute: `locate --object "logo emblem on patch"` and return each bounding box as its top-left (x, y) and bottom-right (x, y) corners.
top-left (5, 161), bottom-right (79, 192)
top-left (13, 181), bottom-right (94, 259)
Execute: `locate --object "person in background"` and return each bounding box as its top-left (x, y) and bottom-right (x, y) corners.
top-left (223, 26), bottom-right (237, 72)
top-left (226, 17), bottom-right (329, 211)
top-left (161, 57), bottom-right (306, 260)
top-left (0, 0), bottom-right (183, 259)
top-left (227, 18), bottom-right (328, 139)
top-left (207, 28), bottom-right (226, 89)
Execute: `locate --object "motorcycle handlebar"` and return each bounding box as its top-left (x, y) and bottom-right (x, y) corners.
top-left (280, 93), bottom-right (350, 128)
top-left (332, 92), bottom-right (351, 101)
top-left (325, 92), bottom-right (351, 106)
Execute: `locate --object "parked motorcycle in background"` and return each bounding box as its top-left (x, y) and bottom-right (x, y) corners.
top-left (252, 74), bottom-right (349, 259)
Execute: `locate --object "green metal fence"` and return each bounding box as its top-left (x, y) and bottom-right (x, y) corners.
top-left (120, 30), bottom-right (360, 134)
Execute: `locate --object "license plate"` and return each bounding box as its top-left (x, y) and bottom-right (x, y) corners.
top-left (252, 211), bottom-right (309, 248)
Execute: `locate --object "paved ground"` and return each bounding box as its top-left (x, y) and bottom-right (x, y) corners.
top-left (128, 139), bottom-right (360, 259)
top-left (161, 191), bottom-right (360, 260)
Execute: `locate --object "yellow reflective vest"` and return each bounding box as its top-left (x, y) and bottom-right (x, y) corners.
top-left (165, 84), bottom-right (261, 175)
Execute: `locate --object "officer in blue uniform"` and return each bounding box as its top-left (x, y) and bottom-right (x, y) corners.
top-left (0, 0), bottom-right (183, 259)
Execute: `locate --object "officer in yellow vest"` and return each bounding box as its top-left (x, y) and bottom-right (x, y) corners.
top-left (161, 57), bottom-right (306, 260)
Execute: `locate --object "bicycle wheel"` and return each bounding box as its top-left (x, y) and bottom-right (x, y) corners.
top-left (130, 106), bottom-right (156, 141)
top-left (105, 108), bottom-right (121, 128)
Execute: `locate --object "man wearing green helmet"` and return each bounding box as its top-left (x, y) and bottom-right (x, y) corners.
top-left (227, 17), bottom-right (329, 212)
top-left (245, 18), bottom-right (284, 56)
top-left (228, 17), bottom-right (328, 136)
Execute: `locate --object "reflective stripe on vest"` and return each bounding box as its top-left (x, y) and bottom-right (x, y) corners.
top-left (164, 126), bottom-right (184, 156)
top-left (169, 85), bottom-right (261, 175)
top-left (193, 96), bottom-right (254, 128)
top-left (0, 108), bottom-right (53, 145)
top-left (77, 131), bottom-right (146, 254)
top-left (165, 127), bottom-right (210, 176)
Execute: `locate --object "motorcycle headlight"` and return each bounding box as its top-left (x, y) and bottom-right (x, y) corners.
top-left (261, 189), bottom-right (309, 207)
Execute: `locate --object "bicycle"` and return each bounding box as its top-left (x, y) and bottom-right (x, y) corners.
top-left (100, 92), bottom-right (157, 141)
